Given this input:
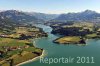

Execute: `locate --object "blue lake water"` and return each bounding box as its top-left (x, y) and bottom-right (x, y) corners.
top-left (21, 24), bottom-right (100, 66)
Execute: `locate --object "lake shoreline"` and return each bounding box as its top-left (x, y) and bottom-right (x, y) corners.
top-left (16, 50), bottom-right (45, 66)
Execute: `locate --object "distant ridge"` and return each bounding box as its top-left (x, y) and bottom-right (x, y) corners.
top-left (0, 10), bottom-right (43, 23)
top-left (51, 10), bottom-right (100, 22)
top-left (0, 10), bottom-right (100, 23)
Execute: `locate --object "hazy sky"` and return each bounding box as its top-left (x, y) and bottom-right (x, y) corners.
top-left (0, 0), bottom-right (100, 14)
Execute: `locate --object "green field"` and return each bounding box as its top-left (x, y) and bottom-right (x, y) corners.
top-left (0, 26), bottom-right (44, 66)
top-left (55, 36), bottom-right (83, 44)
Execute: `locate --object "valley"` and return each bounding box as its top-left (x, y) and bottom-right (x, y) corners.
top-left (0, 10), bottom-right (100, 66)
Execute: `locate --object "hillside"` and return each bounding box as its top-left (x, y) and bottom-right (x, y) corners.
top-left (0, 10), bottom-right (43, 23)
top-left (26, 12), bottom-right (59, 21)
top-left (50, 10), bottom-right (100, 22)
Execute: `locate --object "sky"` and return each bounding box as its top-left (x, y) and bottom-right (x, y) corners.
top-left (0, 0), bottom-right (100, 14)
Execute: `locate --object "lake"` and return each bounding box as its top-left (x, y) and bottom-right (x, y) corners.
top-left (21, 24), bottom-right (100, 66)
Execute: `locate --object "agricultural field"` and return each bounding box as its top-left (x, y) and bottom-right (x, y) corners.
top-left (0, 25), bottom-right (46, 66)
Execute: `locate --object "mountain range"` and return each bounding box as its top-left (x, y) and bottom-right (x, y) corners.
top-left (25, 12), bottom-right (59, 21)
top-left (0, 10), bottom-right (59, 23)
top-left (0, 10), bottom-right (100, 24)
top-left (0, 10), bottom-right (42, 23)
top-left (51, 10), bottom-right (100, 22)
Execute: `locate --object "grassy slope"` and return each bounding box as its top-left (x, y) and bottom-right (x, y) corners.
top-left (55, 36), bottom-right (81, 44)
